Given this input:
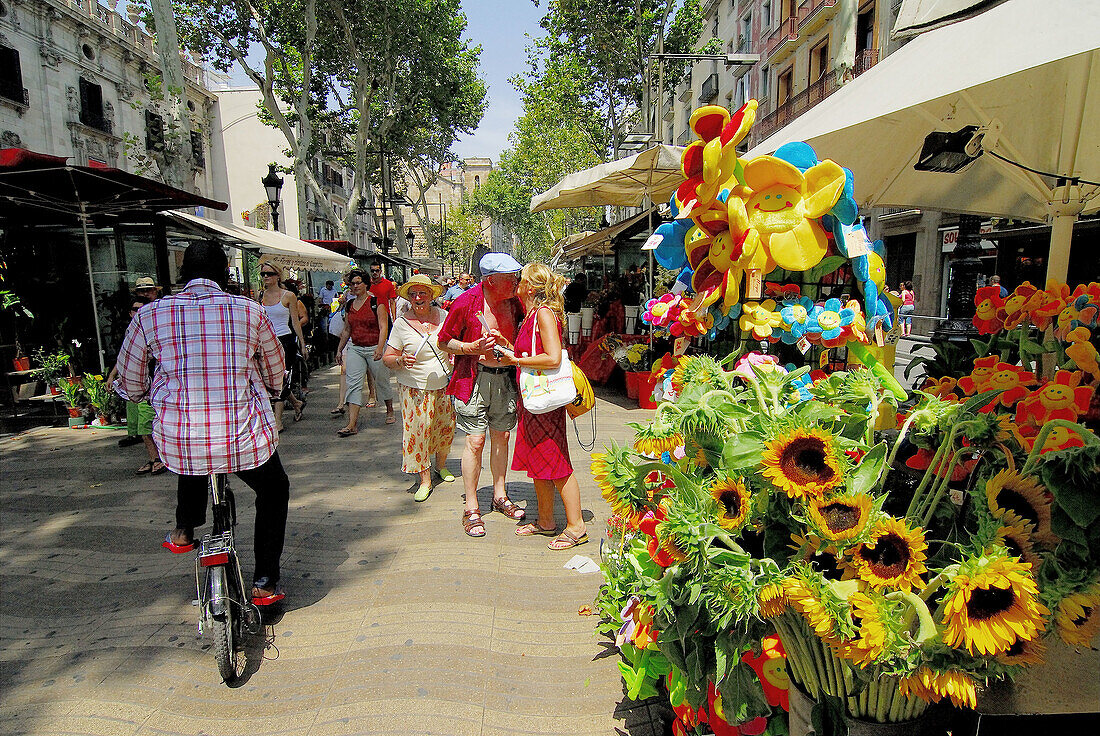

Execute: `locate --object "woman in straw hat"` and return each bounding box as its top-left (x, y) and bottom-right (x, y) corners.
top-left (382, 275), bottom-right (456, 501)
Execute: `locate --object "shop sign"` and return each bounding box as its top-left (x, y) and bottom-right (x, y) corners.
top-left (941, 221), bottom-right (994, 252)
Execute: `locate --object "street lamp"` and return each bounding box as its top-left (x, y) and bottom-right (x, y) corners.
top-left (261, 163), bottom-right (284, 232)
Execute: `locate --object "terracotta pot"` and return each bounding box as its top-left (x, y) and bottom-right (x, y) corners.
top-left (49, 385), bottom-right (61, 395)
top-left (68, 407), bottom-right (82, 418)
top-left (12, 357), bottom-right (30, 372)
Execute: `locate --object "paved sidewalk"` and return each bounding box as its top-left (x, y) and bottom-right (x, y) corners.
top-left (0, 368), bottom-right (661, 736)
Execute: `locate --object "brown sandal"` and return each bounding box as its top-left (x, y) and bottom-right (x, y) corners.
top-left (462, 510), bottom-right (486, 538)
top-left (491, 497), bottom-right (526, 521)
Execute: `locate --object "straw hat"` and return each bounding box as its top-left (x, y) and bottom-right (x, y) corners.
top-left (397, 274), bottom-right (444, 301)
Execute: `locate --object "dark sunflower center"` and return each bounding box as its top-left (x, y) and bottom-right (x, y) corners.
top-left (808, 551), bottom-right (842, 580)
top-left (781, 438), bottom-right (835, 485)
top-left (717, 489), bottom-right (743, 519)
top-left (1004, 638), bottom-right (1025, 657)
top-left (996, 488), bottom-right (1041, 527)
top-left (966, 585), bottom-right (1016, 620)
top-left (1073, 606), bottom-right (1094, 627)
top-left (1001, 534), bottom-right (1025, 559)
top-left (821, 502), bottom-right (860, 532)
top-left (859, 533), bottom-right (910, 579)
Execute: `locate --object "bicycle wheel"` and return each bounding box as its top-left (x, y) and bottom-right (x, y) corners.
top-left (208, 568), bottom-right (238, 683)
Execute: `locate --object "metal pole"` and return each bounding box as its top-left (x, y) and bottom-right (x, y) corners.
top-left (380, 150), bottom-right (389, 255)
top-left (80, 202), bottom-right (107, 374)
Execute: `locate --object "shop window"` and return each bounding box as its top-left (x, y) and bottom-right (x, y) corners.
top-left (810, 37), bottom-right (829, 82)
top-left (0, 45), bottom-right (27, 106)
top-left (79, 77), bottom-right (110, 133)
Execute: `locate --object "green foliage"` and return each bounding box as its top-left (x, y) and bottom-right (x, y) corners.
top-left (31, 348), bottom-right (70, 384)
top-left (904, 338), bottom-right (979, 386)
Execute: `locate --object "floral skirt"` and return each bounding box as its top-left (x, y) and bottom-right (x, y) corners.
top-left (400, 385), bottom-right (456, 474)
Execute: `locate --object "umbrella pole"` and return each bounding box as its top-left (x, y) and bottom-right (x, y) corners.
top-left (1045, 211), bottom-right (1077, 285)
top-left (80, 203), bottom-right (107, 374)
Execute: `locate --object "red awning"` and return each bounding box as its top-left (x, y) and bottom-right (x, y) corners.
top-left (305, 239), bottom-right (356, 256)
top-left (0, 147), bottom-right (227, 224)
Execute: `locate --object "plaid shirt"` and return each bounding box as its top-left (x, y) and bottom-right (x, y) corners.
top-left (113, 279), bottom-right (285, 475)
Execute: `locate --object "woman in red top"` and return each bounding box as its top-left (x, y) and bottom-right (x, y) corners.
top-left (495, 263), bottom-right (587, 550)
top-left (336, 269), bottom-right (394, 434)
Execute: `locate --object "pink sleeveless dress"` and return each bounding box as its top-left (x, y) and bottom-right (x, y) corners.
top-left (510, 308), bottom-right (573, 480)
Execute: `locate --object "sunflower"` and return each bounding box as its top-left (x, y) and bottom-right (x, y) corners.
top-left (783, 574), bottom-right (841, 643)
top-left (993, 518), bottom-right (1042, 571)
top-left (941, 550), bottom-right (1048, 656)
top-left (996, 634), bottom-right (1047, 666)
top-left (671, 354), bottom-right (727, 393)
top-left (807, 493), bottom-right (872, 543)
top-left (633, 428), bottom-right (685, 457)
top-left (1055, 582), bottom-right (1100, 648)
top-left (757, 582), bottom-right (787, 619)
top-left (899, 667), bottom-right (978, 709)
top-left (590, 449), bottom-right (648, 523)
top-left (761, 427), bottom-right (843, 500)
top-left (846, 517), bottom-right (928, 592)
top-left (836, 591), bottom-right (887, 668)
top-left (709, 476), bottom-right (752, 531)
top-left (985, 470), bottom-right (1058, 547)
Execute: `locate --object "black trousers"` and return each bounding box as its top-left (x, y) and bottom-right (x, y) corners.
top-left (176, 451), bottom-right (290, 585)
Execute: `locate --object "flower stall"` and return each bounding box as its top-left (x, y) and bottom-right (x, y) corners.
top-left (593, 101), bottom-right (1100, 736)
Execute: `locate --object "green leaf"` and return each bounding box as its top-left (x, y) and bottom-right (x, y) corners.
top-left (849, 442), bottom-right (888, 494)
top-left (715, 644), bottom-right (728, 684)
top-left (722, 433), bottom-right (766, 470)
top-left (793, 400), bottom-right (846, 423)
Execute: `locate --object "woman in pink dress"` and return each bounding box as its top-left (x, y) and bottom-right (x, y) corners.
top-left (494, 263), bottom-right (587, 550)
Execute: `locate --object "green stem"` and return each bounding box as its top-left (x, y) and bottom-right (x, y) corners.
top-left (739, 371), bottom-right (770, 414)
top-left (904, 431), bottom-right (952, 519)
top-left (1020, 419), bottom-right (1100, 474)
top-left (874, 675), bottom-right (892, 722)
top-left (883, 412), bottom-right (919, 490)
top-left (888, 678), bottom-right (906, 722)
top-left (918, 448), bottom-right (961, 527)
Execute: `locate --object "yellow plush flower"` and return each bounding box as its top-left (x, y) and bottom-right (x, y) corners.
top-left (738, 299), bottom-right (783, 340)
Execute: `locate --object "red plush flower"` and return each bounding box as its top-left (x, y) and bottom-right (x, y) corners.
top-left (1027, 282), bottom-right (1070, 330)
top-left (976, 363), bottom-right (1037, 412)
top-left (741, 635), bottom-right (790, 711)
top-left (906, 447), bottom-right (978, 481)
top-left (998, 282), bottom-right (1041, 329)
top-left (1016, 370), bottom-right (1095, 428)
top-left (957, 356), bottom-right (1000, 395)
top-left (972, 286), bottom-right (1006, 334)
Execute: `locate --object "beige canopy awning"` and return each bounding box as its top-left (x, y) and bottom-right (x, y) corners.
top-left (530, 144), bottom-right (685, 213)
top-left (557, 209), bottom-right (661, 261)
top-left (163, 210), bottom-right (353, 271)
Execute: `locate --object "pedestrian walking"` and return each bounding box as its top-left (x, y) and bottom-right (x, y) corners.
top-left (365, 261), bottom-right (398, 405)
top-left (899, 281), bottom-right (916, 336)
top-left (113, 242), bottom-right (291, 602)
top-left (107, 294), bottom-right (165, 474)
top-left (336, 268), bottom-right (395, 435)
top-left (493, 263), bottom-right (587, 550)
top-left (258, 261), bottom-right (308, 430)
top-left (443, 273), bottom-right (472, 306)
top-left (382, 275), bottom-right (456, 502)
top-left (437, 252), bottom-right (527, 538)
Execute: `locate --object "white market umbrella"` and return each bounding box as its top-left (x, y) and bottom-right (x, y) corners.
top-left (530, 144), bottom-right (685, 213)
top-left (745, 0), bottom-right (1100, 283)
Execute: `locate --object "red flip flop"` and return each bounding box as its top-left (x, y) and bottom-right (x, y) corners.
top-left (250, 578), bottom-right (285, 606)
top-left (162, 532), bottom-right (195, 554)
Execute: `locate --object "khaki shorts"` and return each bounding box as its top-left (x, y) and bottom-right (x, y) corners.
top-left (453, 369), bottom-right (518, 435)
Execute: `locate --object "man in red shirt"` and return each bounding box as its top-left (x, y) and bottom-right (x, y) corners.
top-left (438, 253), bottom-right (528, 538)
top-left (114, 242), bottom-right (290, 602)
top-left (366, 260), bottom-right (398, 405)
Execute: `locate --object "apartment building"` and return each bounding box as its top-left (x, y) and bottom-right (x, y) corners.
top-left (0, 0), bottom-right (221, 201)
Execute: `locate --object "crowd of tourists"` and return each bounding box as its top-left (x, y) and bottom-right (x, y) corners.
top-left (110, 245), bottom-right (588, 604)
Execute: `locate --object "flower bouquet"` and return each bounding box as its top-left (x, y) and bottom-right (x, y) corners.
top-left (594, 349), bottom-right (1100, 735)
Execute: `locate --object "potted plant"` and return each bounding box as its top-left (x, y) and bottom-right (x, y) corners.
top-left (30, 348), bottom-right (71, 394)
top-left (82, 373), bottom-right (113, 425)
top-left (1, 289), bottom-right (33, 371)
top-left (580, 292), bottom-right (598, 336)
top-left (58, 378), bottom-right (86, 426)
top-left (609, 340), bottom-right (651, 401)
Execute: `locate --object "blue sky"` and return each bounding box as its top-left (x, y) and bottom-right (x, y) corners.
top-left (452, 0), bottom-right (546, 162)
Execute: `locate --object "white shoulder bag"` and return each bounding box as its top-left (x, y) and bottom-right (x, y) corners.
top-left (518, 309), bottom-right (575, 414)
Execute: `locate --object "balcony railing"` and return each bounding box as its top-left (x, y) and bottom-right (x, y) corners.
top-left (752, 72), bottom-right (838, 143)
top-left (765, 17), bottom-right (798, 60)
top-left (79, 111), bottom-right (114, 135)
top-left (700, 73), bottom-right (719, 103)
top-left (766, 1), bottom-right (839, 61)
top-left (853, 48), bottom-right (880, 77)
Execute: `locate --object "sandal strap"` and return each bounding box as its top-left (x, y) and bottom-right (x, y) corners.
top-left (492, 497), bottom-right (524, 519)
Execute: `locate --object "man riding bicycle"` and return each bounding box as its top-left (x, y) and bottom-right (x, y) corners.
top-left (113, 242), bottom-right (291, 603)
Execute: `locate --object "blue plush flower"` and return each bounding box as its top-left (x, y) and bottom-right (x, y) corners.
top-left (779, 296), bottom-right (814, 344)
top-left (785, 363), bottom-right (814, 403)
top-left (706, 305), bottom-right (736, 340)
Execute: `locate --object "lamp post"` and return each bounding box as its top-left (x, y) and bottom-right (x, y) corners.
top-left (261, 163), bottom-right (284, 232)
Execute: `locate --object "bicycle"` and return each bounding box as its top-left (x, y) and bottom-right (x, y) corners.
top-left (193, 473), bottom-right (262, 683)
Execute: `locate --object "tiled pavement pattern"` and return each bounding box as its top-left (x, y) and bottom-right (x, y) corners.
top-left (0, 368), bottom-right (670, 736)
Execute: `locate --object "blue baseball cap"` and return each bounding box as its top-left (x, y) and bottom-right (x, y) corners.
top-left (479, 252), bottom-right (523, 276)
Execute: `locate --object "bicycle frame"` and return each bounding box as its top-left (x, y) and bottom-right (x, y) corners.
top-left (193, 474), bottom-right (260, 681)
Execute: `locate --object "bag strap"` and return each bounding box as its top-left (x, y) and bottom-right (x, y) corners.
top-left (531, 306), bottom-right (564, 369)
top-left (572, 403), bottom-right (596, 452)
top-left (403, 314), bottom-right (453, 378)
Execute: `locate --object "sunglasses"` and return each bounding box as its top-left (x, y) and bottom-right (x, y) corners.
top-left (261, 271), bottom-right (278, 277)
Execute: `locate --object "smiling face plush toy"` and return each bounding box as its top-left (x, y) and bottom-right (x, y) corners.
top-left (728, 155), bottom-right (847, 272)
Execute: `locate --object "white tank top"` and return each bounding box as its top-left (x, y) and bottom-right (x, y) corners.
top-left (263, 297), bottom-right (293, 337)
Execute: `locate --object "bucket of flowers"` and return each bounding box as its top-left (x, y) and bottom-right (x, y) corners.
top-left (594, 344), bottom-right (1100, 736)
top-left (82, 373), bottom-right (120, 426)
